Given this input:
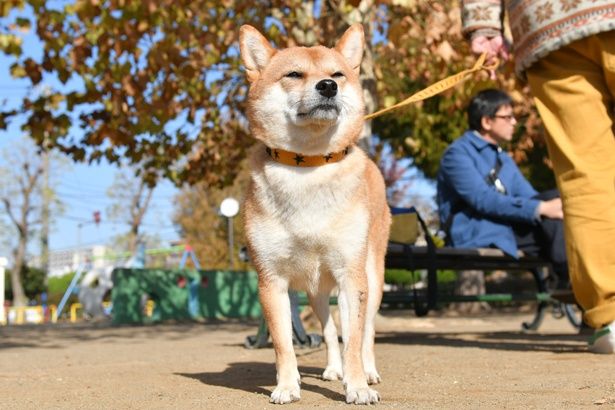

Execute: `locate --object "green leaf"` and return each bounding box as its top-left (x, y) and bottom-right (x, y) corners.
top-left (15, 17), bottom-right (31, 31)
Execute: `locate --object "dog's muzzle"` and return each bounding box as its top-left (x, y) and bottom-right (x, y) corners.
top-left (296, 80), bottom-right (341, 120)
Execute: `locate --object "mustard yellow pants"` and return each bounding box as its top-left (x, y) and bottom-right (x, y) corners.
top-left (527, 31), bottom-right (615, 329)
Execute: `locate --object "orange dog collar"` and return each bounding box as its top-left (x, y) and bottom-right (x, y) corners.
top-left (265, 146), bottom-right (350, 167)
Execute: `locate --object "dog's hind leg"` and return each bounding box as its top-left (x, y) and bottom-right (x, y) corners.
top-left (259, 275), bottom-right (301, 404)
top-left (362, 247), bottom-right (384, 385)
top-left (308, 282), bottom-right (343, 381)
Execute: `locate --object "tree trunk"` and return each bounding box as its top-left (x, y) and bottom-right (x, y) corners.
top-left (11, 238), bottom-right (27, 307)
top-left (358, 39), bottom-right (377, 152)
top-left (40, 147), bottom-right (50, 278)
top-left (342, 0), bottom-right (377, 152)
top-left (453, 270), bottom-right (490, 314)
top-left (128, 224), bottom-right (139, 255)
top-left (128, 179), bottom-right (154, 255)
top-left (1, 140), bottom-right (44, 307)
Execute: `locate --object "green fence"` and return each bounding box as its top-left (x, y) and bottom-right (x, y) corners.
top-left (111, 269), bottom-right (261, 324)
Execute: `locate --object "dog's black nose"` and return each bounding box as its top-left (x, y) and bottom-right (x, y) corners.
top-left (315, 79), bottom-right (338, 98)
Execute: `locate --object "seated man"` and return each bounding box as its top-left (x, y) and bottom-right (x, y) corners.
top-left (437, 89), bottom-right (568, 287)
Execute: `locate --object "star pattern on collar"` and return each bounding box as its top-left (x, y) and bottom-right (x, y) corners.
top-left (293, 154), bottom-right (305, 165)
top-left (263, 145), bottom-right (350, 167)
top-left (266, 147), bottom-right (280, 160)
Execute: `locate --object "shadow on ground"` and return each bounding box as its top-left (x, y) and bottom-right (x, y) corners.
top-left (0, 321), bottom-right (257, 350)
top-left (177, 362), bottom-right (345, 401)
top-left (376, 330), bottom-right (587, 353)
top-left (1, 317), bottom-right (587, 355)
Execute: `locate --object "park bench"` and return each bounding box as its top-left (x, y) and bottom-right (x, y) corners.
top-left (383, 207), bottom-right (579, 329)
top-left (385, 243), bottom-right (568, 328)
top-left (244, 208), bottom-right (580, 349)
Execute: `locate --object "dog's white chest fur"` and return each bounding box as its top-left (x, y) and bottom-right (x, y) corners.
top-left (247, 151), bottom-right (369, 288)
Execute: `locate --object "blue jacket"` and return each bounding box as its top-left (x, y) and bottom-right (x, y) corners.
top-left (437, 130), bottom-right (540, 257)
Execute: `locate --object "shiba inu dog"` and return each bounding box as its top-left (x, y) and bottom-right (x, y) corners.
top-left (239, 23), bottom-right (391, 405)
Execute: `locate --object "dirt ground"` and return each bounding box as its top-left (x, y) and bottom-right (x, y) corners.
top-left (1, 309), bottom-right (614, 409)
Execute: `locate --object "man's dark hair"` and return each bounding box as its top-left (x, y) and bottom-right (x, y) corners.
top-left (467, 89), bottom-right (513, 131)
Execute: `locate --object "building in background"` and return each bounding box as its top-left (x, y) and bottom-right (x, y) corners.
top-left (41, 245), bottom-right (111, 277)
top-left (31, 243), bottom-right (185, 277)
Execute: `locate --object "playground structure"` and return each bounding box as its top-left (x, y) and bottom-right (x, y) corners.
top-left (6, 305), bottom-right (58, 325)
top-left (2, 244), bottom-right (262, 325)
top-left (109, 244), bottom-right (260, 324)
top-left (111, 268), bottom-right (261, 324)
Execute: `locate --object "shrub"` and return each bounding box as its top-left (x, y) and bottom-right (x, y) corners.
top-left (385, 269), bottom-right (457, 287)
top-left (3, 266), bottom-right (46, 302)
top-left (47, 272), bottom-right (79, 306)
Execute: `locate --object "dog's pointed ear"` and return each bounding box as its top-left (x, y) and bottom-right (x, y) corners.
top-left (335, 23), bottom-right (364, 75)
top-left (240, 25), bottom-right (276, 83)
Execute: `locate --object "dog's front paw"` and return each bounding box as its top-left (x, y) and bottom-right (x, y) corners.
top-left (345, 385), bottom-right (380, 405)
top-left (322, 366), bottom-right (343, 381)
top-left (270, 383), bottom-right (301, 404)
top-left (365, 369), bottom-right (381, 385)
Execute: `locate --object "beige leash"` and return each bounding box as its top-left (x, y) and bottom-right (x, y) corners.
top-left (364, 53), bottom-right (498, 121)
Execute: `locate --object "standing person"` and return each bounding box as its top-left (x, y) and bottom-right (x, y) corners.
top-left (461, 0), bottom-right (615, 353)
top-left (438, 89), bottom-right (569, 288)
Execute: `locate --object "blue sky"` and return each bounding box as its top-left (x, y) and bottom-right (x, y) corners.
top-left (0, 123), bottom-right (182, 257)
top-left (0, 5), bottom-right (181, 258)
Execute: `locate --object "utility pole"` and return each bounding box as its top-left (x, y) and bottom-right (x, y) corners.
top-left (40, 136), bottom-right (50, 278)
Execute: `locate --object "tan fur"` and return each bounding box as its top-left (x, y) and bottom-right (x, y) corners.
top-left (240, 24), bottom-right (391, 405)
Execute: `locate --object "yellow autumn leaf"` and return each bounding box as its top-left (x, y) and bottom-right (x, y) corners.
top-left (383, 95), bottom-right (397, 108)
top-left (435, 40), bottom-right (457, 62)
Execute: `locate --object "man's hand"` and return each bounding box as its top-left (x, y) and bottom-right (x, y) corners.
top-left (470, 35), bottom-right (509, 79)
top-left (538, 198), bottom-right (564, 220)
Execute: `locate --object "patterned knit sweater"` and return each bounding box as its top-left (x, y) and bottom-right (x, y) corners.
top-left (461, 0), bottom-right (615, 77)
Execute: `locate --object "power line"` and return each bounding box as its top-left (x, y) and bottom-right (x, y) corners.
top-left (56, 213), bottom-right (177, 229)
top-left (59, 181), bottom-right (179, 199)
top-left (55, 190), bottom-right (178, 208)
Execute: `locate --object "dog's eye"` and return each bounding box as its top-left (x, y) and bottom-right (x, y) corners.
top-left (332, 71), bottom-right (345, 78)
top-left (285, 71), bottom-right (303, 79)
